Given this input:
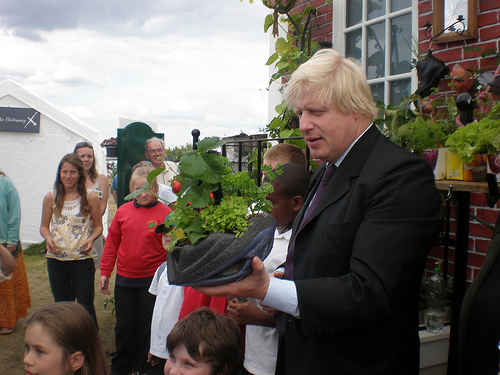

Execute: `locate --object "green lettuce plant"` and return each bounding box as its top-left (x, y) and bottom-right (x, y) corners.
top-left (445, 117), bottom-right (500, 164)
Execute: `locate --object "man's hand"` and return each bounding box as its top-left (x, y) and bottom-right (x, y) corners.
top-left (194, 257), bottom-right (270, 300)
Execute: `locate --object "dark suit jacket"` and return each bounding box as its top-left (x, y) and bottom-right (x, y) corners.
top-left (278, 126), bottom-right (443, 375)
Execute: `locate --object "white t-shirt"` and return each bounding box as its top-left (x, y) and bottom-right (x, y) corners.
top-left (158, 183), bottom-right (177, 205)
top-left (244, 228), bottom-right (290, 375)
top-left (149, 262), bottom-right (184, 359)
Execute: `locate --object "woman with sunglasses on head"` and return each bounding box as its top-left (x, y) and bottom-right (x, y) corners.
top-left (73, 141), bottom-right (109, 268)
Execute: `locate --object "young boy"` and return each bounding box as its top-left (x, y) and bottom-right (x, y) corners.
top-left (146, 220), bottom-right (185, 375)
top-left (164, 307), bottom-right (241, 375)
top-left (226, 162), bottom-right (310, 375)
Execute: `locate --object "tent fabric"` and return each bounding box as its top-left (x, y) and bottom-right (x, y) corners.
top-left (0, 79), bottom-right (108, 245)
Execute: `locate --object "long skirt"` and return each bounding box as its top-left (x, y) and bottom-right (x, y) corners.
top-left (0, 246), bottom-right (31, 329)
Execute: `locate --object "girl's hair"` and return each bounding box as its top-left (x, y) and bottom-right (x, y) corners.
top-left (167, 307), bottom-right (241, 375)
top-left (26, 302), bottom-right (108, 375)
top-left (53, 153), bottom-right (90, 216)
top-left (129, 163), bottom-right (158, 194)
top-left (73, 141), bottom-right (98, 183)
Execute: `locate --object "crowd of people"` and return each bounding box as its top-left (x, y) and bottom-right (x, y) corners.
top-left (6, 47), bottom-right (499, 375)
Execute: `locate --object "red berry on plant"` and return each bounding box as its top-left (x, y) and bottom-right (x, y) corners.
top-left (172, 180), bottom-right (181, 194)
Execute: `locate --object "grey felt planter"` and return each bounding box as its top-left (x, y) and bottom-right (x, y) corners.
top-left (167, 214), bottom-right (276, 286)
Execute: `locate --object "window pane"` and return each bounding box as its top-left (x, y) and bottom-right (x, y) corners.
top-left (346, 29), bottom-right (362, 63)
top-left (370, 82), bottom-right (385, 104)
top-left (368, 0), bottom-right (386, 20)
top-left (390, 78), bottom-right (411, 104)
top-left (390, 13), bottom-right (412, 75)
top-left (347, 0), bottom-right (363, 27)
top-left (391, 0), bottom-right (411, 12)
top-left (366, 22), bottom-right (385, 79)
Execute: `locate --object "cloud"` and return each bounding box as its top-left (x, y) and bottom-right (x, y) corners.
top-left (0, 1), bottom-right (273, 147)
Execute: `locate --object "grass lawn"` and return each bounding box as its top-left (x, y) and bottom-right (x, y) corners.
top-left (0, 186), bottom-right (118, 374)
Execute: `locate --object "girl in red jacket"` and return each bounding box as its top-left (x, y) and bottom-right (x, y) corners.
top-left (99, 163), bottom-right (171, 375)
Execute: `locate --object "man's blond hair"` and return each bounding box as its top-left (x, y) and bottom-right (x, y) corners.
top-left (284, 49), bottom-right (378, 120)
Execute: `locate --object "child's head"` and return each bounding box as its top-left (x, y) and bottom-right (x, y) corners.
top-left (263, 143), bottom-right (307, 169)
top-left (264, 163), bottom-right (310, 229)
top-left (24, 302), bottom-right (108, 375)
top-left (130, 162), bottom-right (158, 206)
top-left (165, 307), bottom-right (241, 375)
top-left (155, 214), bottom-right (173, 250)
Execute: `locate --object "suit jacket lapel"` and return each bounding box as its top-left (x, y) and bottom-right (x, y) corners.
top-left (291, 125), bottom-right (381, 239)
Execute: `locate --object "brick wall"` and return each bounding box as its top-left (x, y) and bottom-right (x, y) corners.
top-left (418, 0), bottom-right (500, 282)
top-left (289, 0), bottom-right (333, 44)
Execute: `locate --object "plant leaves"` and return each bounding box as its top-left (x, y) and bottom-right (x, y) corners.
top-left (124, 182), bottom-right (149, 201)
top-left (196, 137), bottom-right (226, 152)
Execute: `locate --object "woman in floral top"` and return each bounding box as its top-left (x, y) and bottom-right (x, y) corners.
top-left (40, 153), bottom-right (102, 327)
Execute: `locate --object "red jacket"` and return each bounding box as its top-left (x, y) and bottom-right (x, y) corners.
top-left (100, 201), bottom-right (171, 279)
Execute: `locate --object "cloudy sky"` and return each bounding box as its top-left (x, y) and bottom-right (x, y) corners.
top-left (0, 0), bottom-right (273, 147)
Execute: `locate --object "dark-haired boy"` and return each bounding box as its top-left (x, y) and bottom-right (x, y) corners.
top-left (227, 163), bottom-right (310, 375)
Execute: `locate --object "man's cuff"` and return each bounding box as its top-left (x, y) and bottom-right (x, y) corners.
top-left (262, 277), bottom-right (300, 318)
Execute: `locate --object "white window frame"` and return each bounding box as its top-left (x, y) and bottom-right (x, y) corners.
top-left (332, 0), bottom-right (419, 105)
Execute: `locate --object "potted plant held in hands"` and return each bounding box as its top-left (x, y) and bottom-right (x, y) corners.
top-left (130, 137), bottom-right (279, 287)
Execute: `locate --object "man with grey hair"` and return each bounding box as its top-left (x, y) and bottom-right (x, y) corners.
top-left (144, 137), bottom-right (179, 187)
top-left (197, 49), bottom-right (443, 374)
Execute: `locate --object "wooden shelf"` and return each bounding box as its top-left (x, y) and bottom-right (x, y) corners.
top-left (435, 180), bottom-right (497, 194)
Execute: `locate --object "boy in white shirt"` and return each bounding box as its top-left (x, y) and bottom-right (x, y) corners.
top-left (226, 162), bottom-right (310, 375)
top-left (145, 220), bottom-right (184, 375)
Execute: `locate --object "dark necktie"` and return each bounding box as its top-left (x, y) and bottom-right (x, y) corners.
top-left (283, 164), bottom-right (336, 280)
top-left (275, 164), bottom-right (336, 335)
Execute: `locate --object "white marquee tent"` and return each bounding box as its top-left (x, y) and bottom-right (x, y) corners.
top-left (0, 79), bottom-right (107, 246)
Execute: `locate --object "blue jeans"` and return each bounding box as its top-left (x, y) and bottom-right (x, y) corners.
top-left (46, 258), bottom-right (97, 327)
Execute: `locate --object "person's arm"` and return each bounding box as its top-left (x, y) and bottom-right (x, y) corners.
top-left (98, 174), bottom-right (109, 216)
top-left (0, 244), bottom-right (16, 277)
top-left (80, 192), bottom-right (103, 254)
top-left (5, 178), bottom-right (21, 250)
top-left (40, 192), bottom-right (56, 253)
top-left (226, 298), bottom-right (276, 327)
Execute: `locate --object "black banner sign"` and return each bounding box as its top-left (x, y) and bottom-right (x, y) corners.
top-left (0, 107), bottom-right (40, 133)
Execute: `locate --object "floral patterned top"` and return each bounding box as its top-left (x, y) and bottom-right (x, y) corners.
top-left (46, 192), bottom-right (95, 261)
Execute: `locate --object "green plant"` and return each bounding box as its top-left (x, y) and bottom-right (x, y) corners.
top-left (375, 94), bottom-right (457, 156)
top-left (445, 117), bottom-right (500, 163)
top-left (128, 136), bottom-right (278, 252)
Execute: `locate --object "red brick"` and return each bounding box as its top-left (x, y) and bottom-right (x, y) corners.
top-left (480, 24), bottom-right (500, 40)
top-left (433, 48), bottom-right (463, 63)
top-left (419, 1), bottom-right (432, 14)
top-left (463, 41), bottom-right (497, 59)
top-left (469, 222), bottom-right (494, 237)
top-left (467, 251), bottom-right (486, 268)
top-left (471, 192), bottom-right (488, 205)
top-left (475, 238), bottom-right (492, 253)
top-left (480, 56), bottom-right (500, 71)
top-left (480, 0), bottom-right (500, 12)
top-left (419, 14), bottom-right (433, 29)
top-left (478, 11), bottom-right (498, 27)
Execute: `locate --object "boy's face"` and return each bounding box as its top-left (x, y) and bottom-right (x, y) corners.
top-left (164, 343), bottom-right (213, 375)
top-left (162, 233), bottom-right (171, 250)
top-left (267, 189), bottom-right (298, 229)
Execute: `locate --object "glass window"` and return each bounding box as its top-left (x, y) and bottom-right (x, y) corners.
top-left (390, 13), bottom-right (412, 75)
top-left (347, 0), bottom-right (363, 27)
top-left (340, 0), bottom-right (415, 106)
top-left (390, 78), bottom-right (411, 104)
top-left (366, 22), bottom-right (386, 79)
top-left (368, 0), bottom-right (386, 20)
